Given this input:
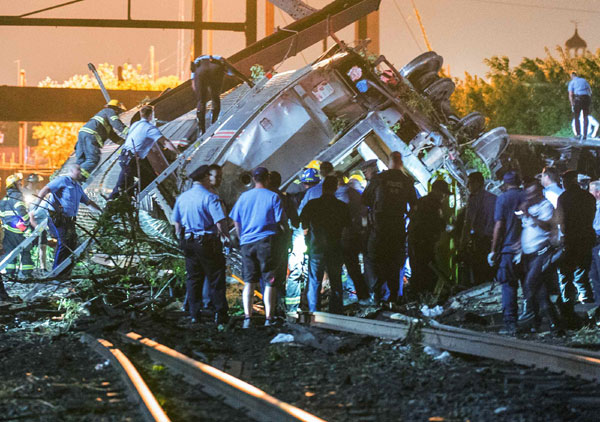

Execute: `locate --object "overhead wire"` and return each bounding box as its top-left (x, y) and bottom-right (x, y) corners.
top-left (456, 0), bottom-right (600, 14)
top-left (392, 0), bottom-right (424, 53)
top-left (277, 7), bottom-right (309, 65)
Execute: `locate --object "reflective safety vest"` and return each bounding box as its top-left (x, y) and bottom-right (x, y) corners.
top-left (80, 107), bottom-right (128, 147)
top-left (0, 188), bottom-right (30, 235)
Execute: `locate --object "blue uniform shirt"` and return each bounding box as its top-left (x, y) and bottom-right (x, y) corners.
top-left (335, 183), bottom-right (366, 233)
top-left (594, 200), bottom-right (600, 236)
top-left (172, 183), bottom-right (226, 236)
top-left (229, 188), bottom-right (283, 245)
top-left (494, 187), bottom-right (523, 253)
top-left (298, 182), bottom-right (323, 213)
top-left (192, 55), bottom-right (235, 77)
top-left (122, 119), bottom-right (163, 159)
top-left (46, 175), bottom-right (90, 217)
top-left (568, 77), bottom-right (592, 96)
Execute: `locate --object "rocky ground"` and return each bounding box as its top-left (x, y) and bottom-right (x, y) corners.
top-left (2, 280), bottom-right (600, 421)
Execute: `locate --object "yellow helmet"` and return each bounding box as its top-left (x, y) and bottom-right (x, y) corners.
top-left (349, 172), bottom-right (365, 185)
top-left (6, 172), bottom-right (23, 188)
top-left (306, 160), bottom-right (321, 171)
top-left (106, 99), bottom-right (126, 110)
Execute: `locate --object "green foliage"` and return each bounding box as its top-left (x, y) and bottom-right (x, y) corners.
top-left (460, 146), bottom-right (491, 179)
top-left (330, 116), bottom-right (349, 134)
top-left (57, 298), bottom-right (83, 329)
top-left (450, 46), bottom-right (600, 136)
top-left (250, 64), bottom-right (265, 82)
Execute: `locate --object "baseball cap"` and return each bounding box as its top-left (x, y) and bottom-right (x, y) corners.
top-left (189, 164), bottom-right (210, 180)
top-left (252, 167), bottom-right (269, 178)
top-left (503, 171), bottom-right (520, 186)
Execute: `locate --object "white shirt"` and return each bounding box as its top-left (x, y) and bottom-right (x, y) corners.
top-left (543, 183), bottom-right (564, 209)
top-left (122, 119), bottom-right (163, 159)
top-left (521, 198), bottom-right (554, 254)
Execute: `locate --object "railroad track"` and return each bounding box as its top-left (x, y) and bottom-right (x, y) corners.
top-left (82, 332), bottom-right (326, 422)
top-left (289, 311), bottom-right (600, 383)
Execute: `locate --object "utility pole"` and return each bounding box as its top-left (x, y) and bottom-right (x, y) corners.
top-left (265, 1), bottom-right (275, 36)
top-left (18, 69), bottom-right (27, 167)
top-left (355, 10), bottom-right (379, 55)
top-left (207, 0), bottom-right (213, 55)
top-left (193, 0), bottom-right (203, 58)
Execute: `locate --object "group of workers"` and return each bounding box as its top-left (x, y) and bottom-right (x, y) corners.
top-left (173, 151), bottom-right (454, 328)
top-left (461, 166), bottom-right (600, 334)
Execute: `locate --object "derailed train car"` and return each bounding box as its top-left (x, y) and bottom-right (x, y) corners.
top-left (143, 48), bottom-right (509, 220)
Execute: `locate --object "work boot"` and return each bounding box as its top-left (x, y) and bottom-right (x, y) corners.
top-left (498, 323), bottom-right (516, 336)
top-left (518, 299), bottom-right (529, 321)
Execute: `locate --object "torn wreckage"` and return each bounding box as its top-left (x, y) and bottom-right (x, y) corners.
top-left (3, 50), bottom-right (513, 279)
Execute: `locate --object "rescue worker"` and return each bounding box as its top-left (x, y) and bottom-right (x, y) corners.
top-left (589, 180), bottom-right (600, 305)
top-left (300, 176), bottom-right (352, 313)
top-left (556, 170), bottom-right (596, 328)
top-left (298, 161), bottom-right (334, 212)
top-left (0, 173), bottom-right (34, 279)
top-left (31, 164), bottom-right (102, 277)
top-left (191, 55), bottom-right (253, 135)
top-left (285, 168), bottom-right (319, 313)
top-left (363, 152), bottom-right (417, 304)
top-left (23, 174), bottom-right (50, 271)
top-left (76, 99), bottom-right (128, 180)
top-left (459, 172), bottom-right (497, 286)
top-left (229, 167), bottom-right (283, 328)
top-left (517, 181), bottom-right (561, 332)
top-left (173, 165), bottom-right (229, 325)
top-left (489, 171), bottom-right (523, 335)
top-left (407, 180), bottom-right (450, 296)
top-left (335, 171), bottom-right (369, 302)
top-left (108, 105), bottom-right (178, 199)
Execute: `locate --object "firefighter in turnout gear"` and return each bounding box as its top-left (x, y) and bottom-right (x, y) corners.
top-left (75, 99), bottom-right (128, 180)
top-left (0, 173), bottom-right (34, 279)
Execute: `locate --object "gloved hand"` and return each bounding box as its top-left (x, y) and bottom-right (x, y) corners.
top-left (512, 252), bottom-right (522, 265)
top-left (487, 251), bottom-right (497, 267)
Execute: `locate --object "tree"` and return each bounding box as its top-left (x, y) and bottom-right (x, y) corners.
top-left (32, 63), bottom-right (180, 168)
top-left (451, 47), bottom-right (600, 136)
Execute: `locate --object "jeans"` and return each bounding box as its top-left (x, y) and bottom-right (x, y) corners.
top-left (496, 253), bottom-right (521, 326)
top-left (307, 251), bottom-right (343, 313)
top-left (558, 246), bottom-right (594, 304)
top-left (523, 248), bottom-right (554, 323)
top-left (181, 235), bottom-right (228, 320)
top-left (48, 217), bottom-right (77, 277)
top-left (75, 132), bottom-right (101, 176)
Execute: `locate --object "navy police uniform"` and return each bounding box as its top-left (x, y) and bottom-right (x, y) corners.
top-left (173, 181), bottom-right (229, 322)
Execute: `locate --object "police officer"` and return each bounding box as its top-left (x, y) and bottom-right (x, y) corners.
top-left (285, 167), bottom-right (319, 313)
top-left (0, 173), bottom-right (34, 278)
top-left (191, 55), bottom-right (253, 135)
top-left (362, 152), bottom-right (417, 304)
top-left (76, 99), bottom-right (128, 180)
top-left (108, 105), bottom-right (178, 199)
top-left (31, 164), bottom-right (102, 276)
top-left (568, 72), bottom-right (593, 141)
top-left (173, 165), bottom-right (229, 325)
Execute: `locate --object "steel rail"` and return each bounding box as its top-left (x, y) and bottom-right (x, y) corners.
top-left (291, 311), bottom-right (600, 383)
top-left (81, 334), bottom-right (171, 422)
top-left (121, 331), bottom-right (326, 422)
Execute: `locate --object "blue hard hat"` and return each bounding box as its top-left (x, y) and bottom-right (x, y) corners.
top-left (300, 168), bottom-right (320, 184)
